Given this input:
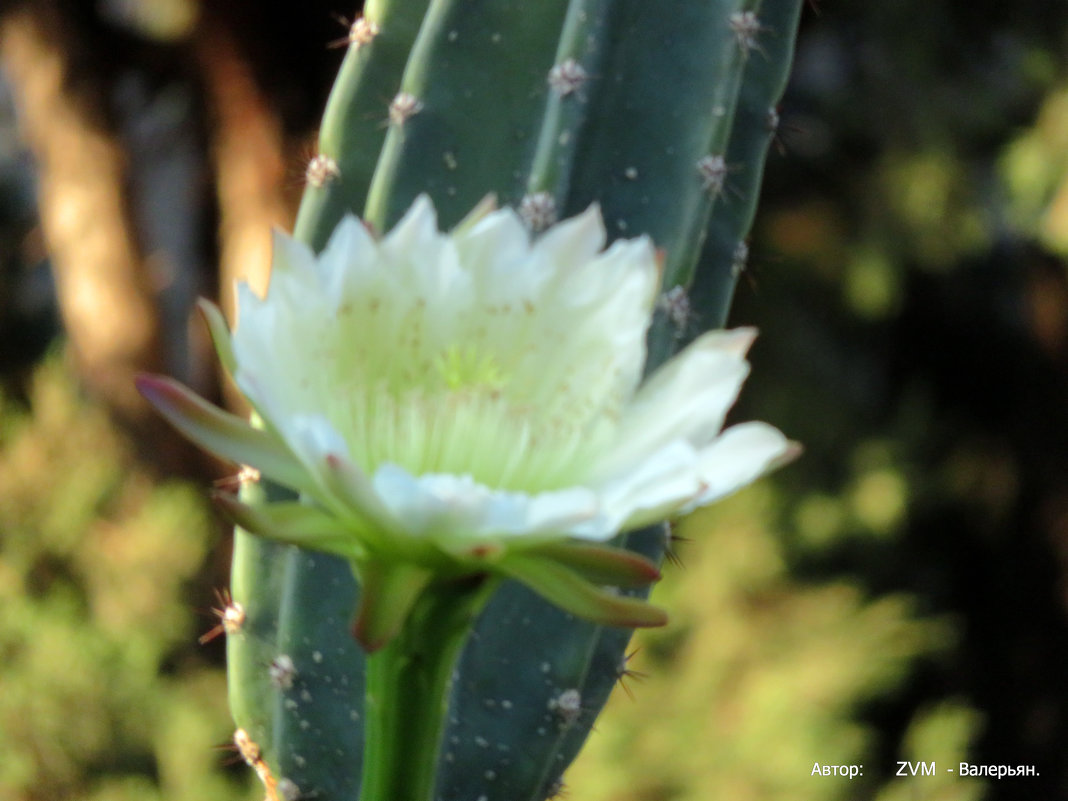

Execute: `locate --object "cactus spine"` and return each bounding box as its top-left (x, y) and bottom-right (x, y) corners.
top-left (225, 2), bottom-right (803, 800)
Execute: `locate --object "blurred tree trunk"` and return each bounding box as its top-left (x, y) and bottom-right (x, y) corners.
top-left (0, 0), bottom-right (315, 472)
top-left (1, 8), bottom-right (165, 424)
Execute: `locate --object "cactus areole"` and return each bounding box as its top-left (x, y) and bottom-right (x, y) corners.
top-left (138, 196), bottom-right (794, 651)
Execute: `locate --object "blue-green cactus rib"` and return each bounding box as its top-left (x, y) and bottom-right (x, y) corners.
top-left (435, 582), bottom-right (606, 801)
top-left (693, 0), bottom-right (805, 327)
top-left (556, 0), bottom-right (755, 291)
top-left (267, 548), bottom-right (366, 801)
top-left (294, 0), bottom-right (431, 250)
top-left (544, 524), bottom-right (666, 794)
top-left (524, 0), bottom-right (616, 210)
top-left (227, 481), bottom-right (293, 770)
top-left (435, 525), bottom-right (666, 801)
top-left (363, 0), bottom-right (571, 231)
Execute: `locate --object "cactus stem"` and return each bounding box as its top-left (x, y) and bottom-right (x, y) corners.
top-left (359, 574), bottom-right (498, 801)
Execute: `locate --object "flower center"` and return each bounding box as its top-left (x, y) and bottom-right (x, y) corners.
top-left (434, 344), bottom-right (506, 393)
top-left (320, 337), bottom-right (613, 493)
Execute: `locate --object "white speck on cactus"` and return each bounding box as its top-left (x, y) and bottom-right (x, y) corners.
top-left (518, 191), bottom-right (557, 231)
top-left (549, 688), bottom-right (583, 725)
top-left (766, 106), bottom-right (781, 133)
top-left (277, 778), bottom-right (302, 801)
top-left (728, 10), bottom-right (766, 56)
top-left (269, 654), bottom-right (297, 690)
top-left (732, 241), bottom-right (750, 278)
top-left (548, 58), bottom-right (588, 96)
top-left (657, 286), bottom-right (692, 331)
top-left (389, 92), bottom-right (423, 126)
top-left (696, 154), bottom-right (731, 196)
top-left (348, 17), bottom-right (379, 48)
top-left (305, 155), bottom-right (340, 189)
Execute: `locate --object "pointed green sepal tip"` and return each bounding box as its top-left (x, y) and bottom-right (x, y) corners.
top-left (211, 491), bottom-right (365, 559)
top-left (528, 541), bottom-right (661, 588)
top-left (134, 373), bottom-right (312, 496)
top-left (351, 560), bottom-right (434, 653)
top-left (498, 553), bottom-right (668, 629)
top-left (195, 298), bottom-right (237, 376)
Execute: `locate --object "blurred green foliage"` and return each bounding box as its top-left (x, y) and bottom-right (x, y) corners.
top-left (568, 492), bottom-right (972, 801)
top-left (0, 358), bottom-right (253, 801)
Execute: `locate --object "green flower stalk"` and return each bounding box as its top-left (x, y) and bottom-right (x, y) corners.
top-left (139, 196), bottom-right (794, 650)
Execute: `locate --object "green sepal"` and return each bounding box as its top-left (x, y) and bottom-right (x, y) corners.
top-left (528, 540), bottom-right (661, 587)
top-left (211, 492), bottom-right (366, 560)
top-left (350, 559), bottom-right (434, 653)
top-left (497, 552), bottom-right (668, 629)
top-left (135, 374), bottom-right (313, 495)
top-left (196, 298), bottom-right (237, 376)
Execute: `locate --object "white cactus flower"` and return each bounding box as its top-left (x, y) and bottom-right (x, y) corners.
top-left (138, 195), bottom-right (796, 648)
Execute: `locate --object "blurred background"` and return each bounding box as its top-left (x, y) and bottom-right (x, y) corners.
top-left (1, 1), bottom-right (1067, 800)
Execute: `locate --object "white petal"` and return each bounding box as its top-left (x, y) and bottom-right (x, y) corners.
top-left (498, 234), bottom-right (659, 423)
top-left (269, 227), bottom-right (317, 280)
top-left (529, 202), bottom-right (605, 270)
top-left (453, 206), bottom-right (532, 297)
top-left (381, 194), bottom-right (441, 265)
top-left (371, 464), bottom-right (600, 545)
top-left (318, 214), bottom-right (378, 298)
top-left (591, 328), bottom-right (756, 479)
top-left (588, 422), bottom-right (794, 531)
top-left (589, 440), bottom-right (706, 532)
top-left (684, 421), bottom-right (796, 511)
